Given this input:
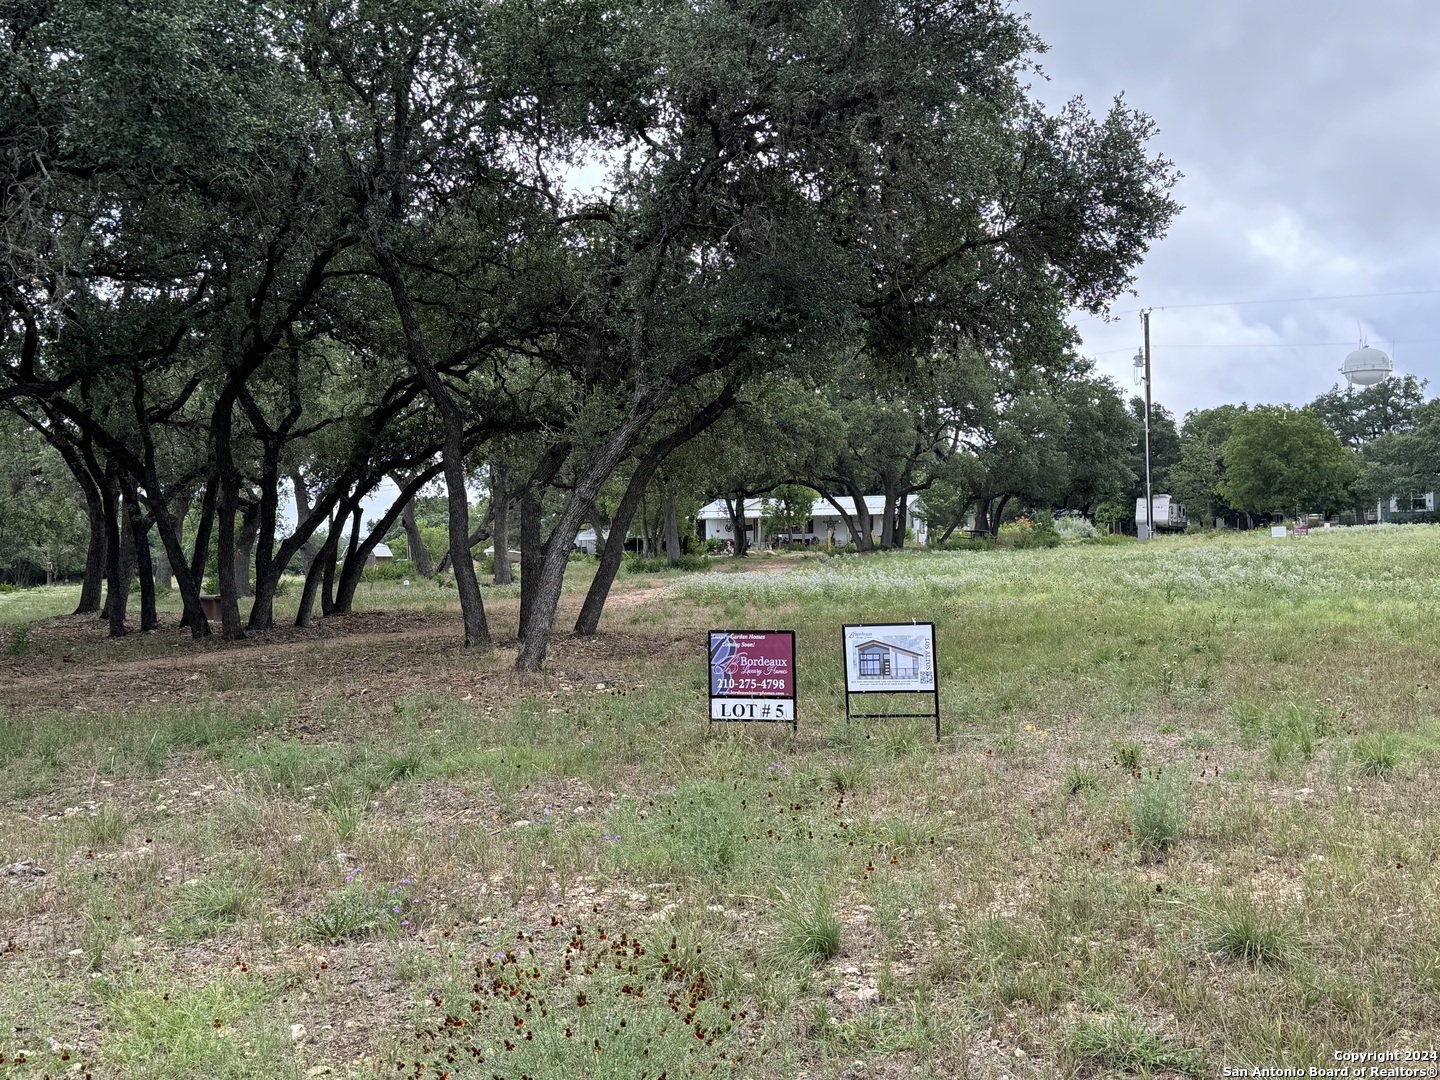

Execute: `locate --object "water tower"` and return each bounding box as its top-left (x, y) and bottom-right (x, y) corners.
top-left (1341, 344), bottom-right (1392, 387)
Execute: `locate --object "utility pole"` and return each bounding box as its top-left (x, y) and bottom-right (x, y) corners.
top-left (1142, 309), bottom-right (1154, 541)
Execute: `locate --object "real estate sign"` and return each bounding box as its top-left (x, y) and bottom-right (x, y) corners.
top-left (842, 623), bottom-right (936, 694)
top-left (708, 630), bottom-right (796, 726)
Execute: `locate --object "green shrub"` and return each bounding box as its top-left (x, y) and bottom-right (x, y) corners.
top-left (6, 623), bottom-right (30, 656)
top-left (297, 883), bottom-right (387, 943)
top-left (934, 535), bottom-right (995, 551)
top-left (361, 558), bottom-right (416, 583)
top-left (1054, 515), bottom-right (1100, 540)
top-left (1066, 1014), bottom-right (1201, 1075)
top-left (1198, 894), bottom-right (1300, 965)
top-left (996, 513), bottom-right (1061, 549)
top-left (1129, 778), bottom-right (1185, 855)
top-left (778, 893), bottom-right (842, 967)
top-left (619, 552), bottom-right (711, 574)
top-left (1354, 731), bottom-right (1402, 777)
top-left (1061, 763), bottom-right (1100, 796)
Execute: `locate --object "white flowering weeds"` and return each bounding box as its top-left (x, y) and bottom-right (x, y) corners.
top-left (679, 526), bottom-right (1440, 609)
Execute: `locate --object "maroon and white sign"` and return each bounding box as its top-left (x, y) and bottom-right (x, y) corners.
top-left (708, 630), bottom-right (796, 724)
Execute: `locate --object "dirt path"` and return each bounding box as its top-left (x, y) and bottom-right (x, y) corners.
top-left (0, 562), bottom-right (803, 717)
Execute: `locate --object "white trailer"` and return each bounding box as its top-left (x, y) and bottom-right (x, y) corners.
top-left (1135, 495), bottom-right (1186, 532)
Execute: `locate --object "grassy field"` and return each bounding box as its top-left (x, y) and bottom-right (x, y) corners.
top-left (2, 528), bottom-right (1439, 1078)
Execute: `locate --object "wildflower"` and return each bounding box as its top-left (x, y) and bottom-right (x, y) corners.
top-left (401, 920), bottom-right (410, 927)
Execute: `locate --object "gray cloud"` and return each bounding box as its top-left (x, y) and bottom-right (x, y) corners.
top-left (1021, 0), bottom-right (1440, 415)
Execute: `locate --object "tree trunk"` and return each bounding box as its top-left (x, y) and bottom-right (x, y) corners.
top-left (400, 492), bottom-right (435, 578)
top-left (491, 461), bottom-right (512, 586)
top-left (847, 486), bottom-right (876, 551)
top-left (333, 468), bottom-right (440, 613)
top-left (518, 485), bottom-right (544, 638)
top-left (125, 491), bottom-right (159, 632)
top-left (972, 497), bottom-right (991, 536)
top-left (991, 494), bottom-right (1011, 536)
top-left (146, 479), bottom-right (208, 637)
top-left (320, 503), bottom-right (348, 617)
top-left (100, 474), bottom-right (131, 637)
top-left (235, 502), bottom-right (259, 599)
top-left (328, 502), bottom-right (363, 613)
top-left (377, 256), bottom-right (489, 646)
top-left (291, 469), bottom-right (321, 574)
top-left (576, 457), bottom-right (660, 636)
top-left (571, 392), bottom-right (737, 635)
top-left (724, 497), bottom-right (749, 557)
top-left (663, 495), bottom-right (681, 566)
top-left (213, 410), bottom-right (247, 639)
top-left (154, 498), bottom-right (187, 592)
top-left (74, 480), bottom-right (106, 615)
top-left (515, 411), bottom-right (655, 672)
top-left (880, 487), bottom-right (900, 549)
top-left (296, 515), bottom-right (343, 628)
top-left (181, 471), bottom-right (218, 632)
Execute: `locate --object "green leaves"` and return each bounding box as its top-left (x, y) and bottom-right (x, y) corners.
top-left (1218, 405), bottom-right (1359, 516)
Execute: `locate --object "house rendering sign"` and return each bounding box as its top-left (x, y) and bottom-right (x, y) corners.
top-left (842, 623), bottom-right (936, 694)
top-left (708, 631), bottom-right (796, 730)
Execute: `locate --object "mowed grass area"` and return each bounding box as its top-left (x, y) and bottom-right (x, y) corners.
top-left (3, 528), bottom-right (1440, 1078)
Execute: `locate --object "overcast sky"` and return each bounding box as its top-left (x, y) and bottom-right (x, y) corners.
top-left (344, 5), bottom-right (1440, 525)
top-left (1021, 0), bottom-right (1440, 418)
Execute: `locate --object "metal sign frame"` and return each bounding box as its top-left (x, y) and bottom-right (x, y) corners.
top-left (707, 629), bottom-right (797, 734)
top-left (841, 622), bottom-right (940, 740)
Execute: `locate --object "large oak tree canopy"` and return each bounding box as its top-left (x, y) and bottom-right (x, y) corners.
top-left (3, 0), bottom-right (1179, 665)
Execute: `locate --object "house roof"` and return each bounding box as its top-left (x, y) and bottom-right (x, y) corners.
top-left (697, 495), bottom-right (923, 520)
top-left (855, 640), bottom-right (923, 659)
top-left (373, 542), bottom-right (393, 558)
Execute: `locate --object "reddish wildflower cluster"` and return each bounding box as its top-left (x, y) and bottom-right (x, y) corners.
top-left (407, 919), bottom-right (749, 1079)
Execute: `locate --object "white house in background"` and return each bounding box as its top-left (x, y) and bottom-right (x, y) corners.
top-left (1377, 492), bottom-right (1436, 521)
top-left (696, 495), bottom-right (928, 548)
top-left (365, 542), bottom-right (394, 568)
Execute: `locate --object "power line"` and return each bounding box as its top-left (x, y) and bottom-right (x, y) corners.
top-left (1110, 287), bottom-right (1440, 316)
top-left (1090, 335), bottom-right (1440, 358)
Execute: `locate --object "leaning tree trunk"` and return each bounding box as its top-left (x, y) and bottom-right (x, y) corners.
top-left (490, 461), bottom-right (512, 586)
top-left (576, 457), bottom-right (660, 636)
top-left (378, 256), bottom-right (489, 646)
top-left (296, 518), bottom-right (344, 628)
top-left (291, 469), bottom-right (322, 574)
top-left (154, 498), bottom-right (187, 592)
top-left (515, 410), bottom-right (653, 672)
top-left (990, 494), bottom-right (1011, 536)
top-left (333, 469), bottom-right (440, 613)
